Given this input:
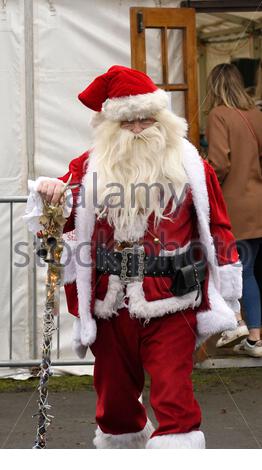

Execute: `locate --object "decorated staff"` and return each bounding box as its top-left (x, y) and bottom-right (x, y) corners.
top-left (32, 175), bottom-right (72, 449)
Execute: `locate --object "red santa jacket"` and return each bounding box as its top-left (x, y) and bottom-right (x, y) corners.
top-left (57, 138), bottom-right (242, 358)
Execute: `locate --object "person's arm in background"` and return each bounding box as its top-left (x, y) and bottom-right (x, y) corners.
top-left (206, 108), bottom-right (231, 185)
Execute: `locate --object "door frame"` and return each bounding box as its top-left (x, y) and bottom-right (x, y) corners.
top-left (130, 7), bottom-right (199, 148)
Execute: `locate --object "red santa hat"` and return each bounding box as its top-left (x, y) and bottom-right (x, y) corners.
top-left (78, 65), bottom-right (169, 122)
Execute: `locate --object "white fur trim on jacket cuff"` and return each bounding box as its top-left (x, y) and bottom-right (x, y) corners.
top-left (93, 419), bottom-right (154, 449)
top-left (80, 318), bottom-right (97, 346)
top-left (196, 275), bottom-right (238, 347)
top-left (72, 317), bottom-right (88, 358)
top-left (146, 430), bottom-right (205, 449)
top-left (218, 262), bottom-right (243, 300)
top-left (72, 317), bottom-right (97, 358)
top-left (225, 299), bottom-right (241, 314)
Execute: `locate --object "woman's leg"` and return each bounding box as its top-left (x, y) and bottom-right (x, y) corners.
top-left (254, 244), bottom-right (262, 317)
top-left (237, 238), bottom-right (262, 340)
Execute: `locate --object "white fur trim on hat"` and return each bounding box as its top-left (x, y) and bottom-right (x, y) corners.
top-left (103, 88), bottom-right (169, 121)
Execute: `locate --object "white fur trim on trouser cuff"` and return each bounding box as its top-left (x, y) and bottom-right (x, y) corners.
top-left (218, 262), bottom-right (243, 300)
top-left (93, 419), bottom-right (154, 449)
top-left (103, 89), bottom-right (169, 121)
top-left (146, 430), bottom-right (205, 449)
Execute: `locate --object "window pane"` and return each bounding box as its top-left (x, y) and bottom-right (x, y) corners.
top-left (167, 91), bottom-right (185, 118)
top-left (145, 28), bottom-right (163, 84)
top-left (167, 29), bottom-right (184, 85)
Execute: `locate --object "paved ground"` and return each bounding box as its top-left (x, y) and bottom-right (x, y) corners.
top-left (0, 368), bottom-right (262, 449)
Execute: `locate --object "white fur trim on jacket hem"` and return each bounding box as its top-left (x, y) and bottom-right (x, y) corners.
top-left (146, 430), bottom-right (205, 449)
top-left (94, 272), bottom-right (202, 321)
top-left (94, 275), bottom-right (125, 318)
top-left (93, 419), bottom-right (154, 449)
top-left (218, 262), bottom-right (243, 300)
top-left (103, 89), bottom-right (169, 121)
top-left (127, 281), bottom-right (202, 319)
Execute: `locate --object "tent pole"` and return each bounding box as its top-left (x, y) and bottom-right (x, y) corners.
top-left (24, 0), bottom-right (35, 180)
top-left (24, 0), bottom-right (37, 361)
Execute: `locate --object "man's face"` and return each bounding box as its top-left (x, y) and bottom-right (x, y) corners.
top-left (120, 117), bottom-right (156, 134)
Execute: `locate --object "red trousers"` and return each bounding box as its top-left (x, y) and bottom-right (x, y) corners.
top-left (90, 307), bottom-right (201, 437)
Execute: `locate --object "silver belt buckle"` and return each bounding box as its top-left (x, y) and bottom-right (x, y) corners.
top-left (119, 245), bottom-right (145, 284)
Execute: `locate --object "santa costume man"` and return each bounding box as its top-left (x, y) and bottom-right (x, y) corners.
top-left (26, 65), bottom-right (242, 449)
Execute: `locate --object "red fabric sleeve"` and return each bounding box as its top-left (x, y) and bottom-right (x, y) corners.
top-left (58, 151), bottom-right (89, 233)
top-left (64, 282), bottom-right (79, 317)
top-left (204, 160), bottom-right (239, 266)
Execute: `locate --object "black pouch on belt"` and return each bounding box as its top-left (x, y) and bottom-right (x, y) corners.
top-left (170, 260), bottom-right (206, 299)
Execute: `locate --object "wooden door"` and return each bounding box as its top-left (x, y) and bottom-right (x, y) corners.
top-left (130, 7), bottom-right (199, 148)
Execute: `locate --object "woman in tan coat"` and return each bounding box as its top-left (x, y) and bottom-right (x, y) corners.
top-left (206, 63), bottom-right (262, 357)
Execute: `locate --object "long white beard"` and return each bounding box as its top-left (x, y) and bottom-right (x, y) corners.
top-left (89, 109), bottom-right (189, 240)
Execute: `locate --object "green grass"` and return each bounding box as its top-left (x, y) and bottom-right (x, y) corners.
top-left (0, 375), bottom-right (94, 393)
top-left (0, 368), bottom-right (261, 393)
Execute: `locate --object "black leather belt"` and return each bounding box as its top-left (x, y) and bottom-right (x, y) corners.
top-left (96, 245), bottom-right (206, 297)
